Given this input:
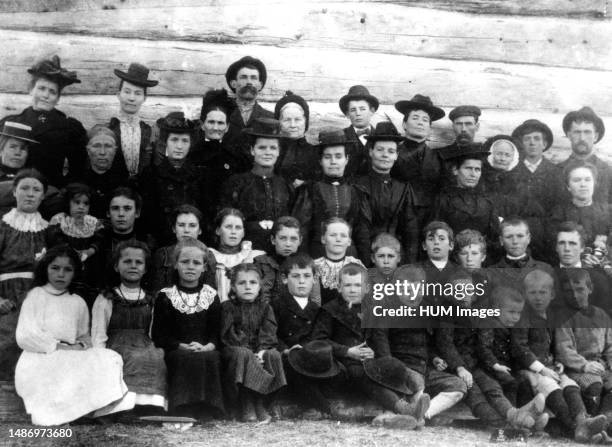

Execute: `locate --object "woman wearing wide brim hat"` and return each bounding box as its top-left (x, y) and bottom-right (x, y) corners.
top-left (0, 55), bottom-right (87, 188)
top-left (219, 118), bottom-right (293, 252)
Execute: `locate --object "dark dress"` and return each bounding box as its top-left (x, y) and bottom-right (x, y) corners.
top-left (354, 170), bottom-right (419, 263)
top-left (76, 166), bottom-right (131, 220)
top-left (0, 107), bottom-right (87, 188)
top-left (151, 244), bottom-right (217, 293)
top-left (220, 296), bottom-right (287, 400)
top-left (98, 289), bottom-right (167, 399)
top-left (292, 176), bottom-right (372, 264)
top-left (151, 284), bottom-right (224, 412)
top-left (225, 102), bottom-right (274, 165)
top-left (275, 137), bottom-right (320, 185)
top-left (220, 170), bottom-right (293, 251)
top-left (550, 201), bottom-right (612, 247)
top-left (108, 117), bottom-right (154, 182)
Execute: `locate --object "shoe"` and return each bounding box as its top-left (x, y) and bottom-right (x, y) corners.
top-left (240, 393), bottom-right (257, 423)
top-left (372, 412), bottom-right (418, 430)
top-left (534, 412), bottom-right (549, 431)
top-left (255, 397), bottom-right (272, 423)
top-left (508, 393), bottom-right (545, 429)
top-left (576, 415), bottom-right (608, 443)
top-left (599, 431), bottom-right (612, 444)
top-left (506, 407), bottom-right (535, 430)
top-left (395, 394), bottom-right (430, 422)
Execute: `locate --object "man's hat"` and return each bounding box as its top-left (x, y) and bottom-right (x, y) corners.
top-left (339, 85), bottom-right (379, 115)
top-left (225, 56), bottom-right (267, 92)
top-left (274, 91), bottom-right (310, 130)
top-left (0, 121), bottom-right (38, 144)
top-left (200, 88), bottom-right (235, 121)
top-left (448, 105), bottom-right (481, 122)
top-left (317, 129), bottom-right (355, 147)
top-left (511, 119), bottom-right (554, 151)
top-left (395, 94), bottom-right (445, 122)
top-left (440, 142), bottom-right (490, 163)
top-left (242, 118), bottom-right (282, 139)
top-left (364, 121), bottom-right (404, 143)
top-left (157, 111), bottom-right (198, 134)
top-left (363, 357), bottom-right (412, 395)
top-left (27, 55), bottom-right (81, 89)
top-left (114, 62), bottom-right (158, 88)
top-left (287, 341), bottom-right (342, 378)
top-left (562, 106), bottom-right (605, 143)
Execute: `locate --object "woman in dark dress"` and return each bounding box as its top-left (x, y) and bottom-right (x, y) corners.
top-left (152, 238), bottom-right (225, 418)
top-left (219, 118), bottom-right (293, 252)
top-left (0, 56), bottom-right (87, 188)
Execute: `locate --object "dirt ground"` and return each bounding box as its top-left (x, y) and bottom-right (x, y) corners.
top-left (0, 420), bottom-right (577, 447)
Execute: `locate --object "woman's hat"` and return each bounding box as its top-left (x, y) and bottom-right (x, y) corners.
top-left (200, 88), bottom-right (236, 121)
top-left (225, 56), bottom-right (267, 92)
top-left (395, 94), bottom-right (445, 122)
top-left (242, 118), bottom-right (281, 138)
top-left (317, 129), bottom-right (355, 147)
top-left (562, 106), bottom-right (605, 143)
top-left (441, 142), bottom-right (490, 163)
top-left (363, 357), bottom-right (412, 395)
top-left (0, 121), bottom-right (39, 144)
top-left (483, 135), bottom-right (520, 171)
top-left (27, 55), bottom-right (81, 88)
top-left (339, 85), bottom-right (379, 114)
top-left (511, 119), bottom-right (554, 151)
top-left (274, 91), bottom-right (310, 130)
top-left (157, 112), bottom-right (198, 134)
top-left (114, 62), bottom-right (159, 88)
top-left (364, 121), bottom-right (404, 143)
top-left (287, 341), bottom-right (342, 378)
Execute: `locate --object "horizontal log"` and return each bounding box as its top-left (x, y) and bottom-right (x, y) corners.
top-left (0, 4), bottom-right (609, 70)
top-left (2, 93), bottom-right (611, 166)
top-left (2, 30), bottom-right (612, 116)
top-left (0, 0), bottom-right (606, 19)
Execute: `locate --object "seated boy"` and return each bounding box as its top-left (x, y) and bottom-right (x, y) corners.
top-left (435, 272), bottom-right (546, 431)
top-left (419, 221), bottom-right (457, 307)
top-left (312, 263), bottom-right (426, 425)
top-left (555, 269), bottom-right (612, 431)
top-left (512, 269), bottom-right (608, 442)
top-left (369, 233), bottom-right (402, 285)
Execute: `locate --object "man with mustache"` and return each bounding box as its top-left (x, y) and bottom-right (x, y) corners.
top-left (438, 106), bottom-right (482, 183)
top-left (224, 56), bottom-right (274, 163)
top-left (557, 107), bottom-right (611, 205)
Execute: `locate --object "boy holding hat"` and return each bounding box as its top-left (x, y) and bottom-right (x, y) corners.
top-left (339, 85), bottom-right (379, 179)
top-left (110, 62), bottom-right (158, 180)
top-left (354, 121), bottom-right (419, 263)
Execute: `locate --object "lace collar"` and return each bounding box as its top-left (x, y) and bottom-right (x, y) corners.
top-left (3, 208), bottom-right (49, 232)
top-left (50, 213), bottom-right (100, 238)
top-left (161, 284), bottom-right (217, 315)
top-left (314, 256), bottom-right (364, 290)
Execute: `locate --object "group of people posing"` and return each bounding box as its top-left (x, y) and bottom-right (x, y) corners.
top-left (0, 54), bottom-right (611, 444)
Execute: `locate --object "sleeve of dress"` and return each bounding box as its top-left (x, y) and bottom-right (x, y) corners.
top-left (65, 117), bottom-right (88, 183)
top-left (91, 294), bottom-right (112, 348)
top-left (151, 292), bottom-right (180, 352)
top-left (204, 296), bottom-right (221, 348)
top-left (257, 303), bottom-right (279, 351)
top-left (352, 186), bottom-right (372, 266)
top-left (15, 289), bottom-right (58, 354)
top-left (220, 301), bottom-right (240, 348)
top-left (75, 298), bottom-right (92, 347)
top-left (255, 257), bottom-right (275, 305)
top-left (218, 174), bottom-right (241, 212)
top-left (291, 184), bottom-right (313, 247)
top-left (89, 220), bottom-right (105, 254)
top-left (400, 185), bottom-right (420, 264)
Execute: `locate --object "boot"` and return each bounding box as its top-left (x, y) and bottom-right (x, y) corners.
top-left (583, 383), bottom-right (603, 416)
top-left (506, 407), bottom-right (535, 430)
top-left (240, 390), bottom-right (257, 423)
top-left (394, 393), bottom-right (430, 422)
top-left (254, 395), bottom-right (272, 423)
top-left (518, 393), bottom-right (546, 423)
top-left (575, 415), bottom-right (608, 443)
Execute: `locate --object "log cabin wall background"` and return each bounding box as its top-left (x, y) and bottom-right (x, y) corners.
top-left (0, 0), bottom-right (610, 164)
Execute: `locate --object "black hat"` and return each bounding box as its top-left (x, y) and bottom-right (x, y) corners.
top-left (395, 94), bottom-right (445, 122)
top-left (27, 55), bottom-right (81, 89)
top-left (363, 357), bottom-right (412, 395)
top-left (448, 105), bottom-right (481, 122)
top-left (274, 91), bottom-right (310, 130)
top-left (200, 88), bottom-right (235, 121)
top-left (317, 129), bottom-right (355, 147)
top-left (288, 341), bottom-right (342, 379)
top-left (441, 142), bottom-right (490, 163)
top-left (562, 106), bottom-right (605, 143)
top-left (0, 121), bottom-right (39, 144)
top-left (225, 56), bottom-right (267, 92)
top-left (242, 118), bottom-right (282, 139)
top-left (339, 85), bottom-right (379, 115)
top-left (511, 119), bottom-right (554, 151)
top-left (364, 121), bottom-right (404, 143)
top-left (114, 62), bottom-right (158, 88)
top-left (157, 112), bottom-right (198, 134)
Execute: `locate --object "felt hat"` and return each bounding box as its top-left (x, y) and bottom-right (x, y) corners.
top-left (363, 357), bottom-right (412, 395)
top-left (448, 105), bottom-right (481, 122)
top-left (225, 56), bottom-right (267, 92)
top-left (364, 121), bottom-right (404, 143)
top-left (339, 85), bottom-right (379, 114)
top-left (562, 106), bottom-right (605, 143)
top-left (317, 129), bottom-right (355, 147)
top-left (114, 62), bottom-right (158, 88)
top-left (27, 55), bottom-right (81, 89)
top-left (511, 119), bottom-right (554, 151)
top-left (242, 118), bottom-right (282, 139)
top-left (442, 142), bottom-right (490, 164)
top-left (288, 341), bottom-right (342, 379)
top-left (157, 111), bottom-right (198, 134)
top-left (274, 91), bottom-right (310, 130)
top-left (395, 94), bottom-right (445, 122)
top-left (200, 88), bottom-right (236, 121)
top-left (0, 121), bottom-right (39, 144)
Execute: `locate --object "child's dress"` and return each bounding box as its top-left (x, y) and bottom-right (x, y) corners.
top-left (91, 286), bottom-right (167, 410)
top-left (314, 255), bottom-right (365, 305)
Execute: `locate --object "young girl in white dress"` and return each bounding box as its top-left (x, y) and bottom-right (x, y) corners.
top-left (15, 245), bottom-right (128, 426)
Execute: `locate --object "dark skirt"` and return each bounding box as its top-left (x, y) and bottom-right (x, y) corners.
top-left (165, 349), bottom-right (225, 412)
top-left (0, 277), bottom-right (33, 381)
top-left (222, 347), bottom-right (286, 400)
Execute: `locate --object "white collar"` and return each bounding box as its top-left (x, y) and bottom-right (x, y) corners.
top-left (560, 261), bottom-right (582, 268)
top-left (3, 208), bottom-right (48, 232)
top-left (430, 259), bottom-right (448, 270)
